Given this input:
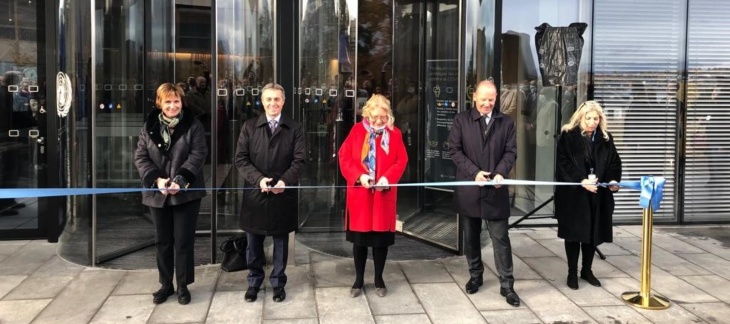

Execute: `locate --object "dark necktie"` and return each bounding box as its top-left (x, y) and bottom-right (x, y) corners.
top-left (481, 115), bottom-right (490, 139)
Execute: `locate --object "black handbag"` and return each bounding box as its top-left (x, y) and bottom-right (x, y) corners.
top-left (220, 236), bottom-right (248, 272)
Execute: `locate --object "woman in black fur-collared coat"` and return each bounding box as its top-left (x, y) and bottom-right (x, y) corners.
top-left (555, 100), bottom-right (621, 290)
top-left (135, 83), bottom-right (207, 305)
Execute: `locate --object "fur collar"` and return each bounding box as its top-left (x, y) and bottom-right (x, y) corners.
top-left (144, 108), bottom-right (195, 152)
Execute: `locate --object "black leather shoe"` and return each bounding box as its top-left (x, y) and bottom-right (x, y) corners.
top-left (500, 288), bottom-right (521, 307)
top-left (567, 272), bottom-right (579, 290)
top-left (152, 286), bottom-right (175, 304)
top-left (273, 287), bottom-right (286, 302)
top-left (465, 277), bottom-right (483, 294)
top-left (244, 286), bottom-right (260, 302)
top-left (177, 286), bottom-right (191, 305)
top-left (580, 269), bottom-right (601, 287)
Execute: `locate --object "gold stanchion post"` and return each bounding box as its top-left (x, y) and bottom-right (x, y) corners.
top-left (621, 203), bottom-right (670, 309)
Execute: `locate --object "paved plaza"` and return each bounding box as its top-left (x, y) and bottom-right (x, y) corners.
top-left (0, 225), bottom-right (729, 324)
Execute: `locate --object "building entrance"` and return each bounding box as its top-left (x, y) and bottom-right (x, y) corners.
top-left (55, 0), bottom-right (482, 268)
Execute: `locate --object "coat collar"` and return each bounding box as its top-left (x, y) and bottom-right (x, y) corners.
top-left (470, 108), bottom-right (503, 121)
top-left (255, 113), bottom-right (292, 129)
top-left (145, 107), bottom-right (195, 152)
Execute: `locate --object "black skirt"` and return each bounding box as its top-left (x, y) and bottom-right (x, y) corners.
top-left (346, 230), bottom-right (395, 247)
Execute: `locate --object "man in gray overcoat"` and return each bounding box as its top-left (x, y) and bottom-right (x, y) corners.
top-left (448, 80), bottom-right (520, 307)
top-left (235, 83), bottom-right (306, 303)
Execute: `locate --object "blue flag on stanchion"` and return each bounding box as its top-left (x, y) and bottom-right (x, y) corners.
top-left (639, 176), bottom-right (666, 212)
top-left (614, 176), bottom-right (666, 212)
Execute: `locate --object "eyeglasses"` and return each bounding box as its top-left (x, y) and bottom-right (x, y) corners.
top-left (369, 115), bottom-right (389, 122)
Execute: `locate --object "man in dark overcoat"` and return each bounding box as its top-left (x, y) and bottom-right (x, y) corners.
top-left (448, 80), bottom-right (520, 307)
top-left (235, 83), bottom-right (306, 303)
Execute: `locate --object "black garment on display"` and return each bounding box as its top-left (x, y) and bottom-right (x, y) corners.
top-left (534, 22), bottom-right (588, 86)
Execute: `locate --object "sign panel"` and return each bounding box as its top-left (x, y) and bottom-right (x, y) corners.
top-left (424, 60), bottom-right (459, 183)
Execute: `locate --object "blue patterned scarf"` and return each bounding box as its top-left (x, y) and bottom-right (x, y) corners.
top-left (361, 120), bottom-right (390, 176)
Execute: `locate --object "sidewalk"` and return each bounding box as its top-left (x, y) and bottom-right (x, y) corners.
top-left (0, 225), bottom-right (728, 324)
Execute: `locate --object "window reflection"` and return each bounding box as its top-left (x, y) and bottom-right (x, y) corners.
top-left (501, 0), bottom-right (588, 217)
top-left (0, 0), bottom-right (44, 228)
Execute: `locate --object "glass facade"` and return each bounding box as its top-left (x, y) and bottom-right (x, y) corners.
top-left (1, 0), bottom-right (729, 266)
top-left (0, 0), bottom-right (50, 237)
top-left (499, 0), bottom-right (589, 224)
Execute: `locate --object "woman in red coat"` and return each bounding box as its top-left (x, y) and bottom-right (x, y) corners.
top-left (339, 94), bottom-right (408, 298)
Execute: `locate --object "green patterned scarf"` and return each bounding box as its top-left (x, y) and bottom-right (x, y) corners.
top-left (158, 111), bottom-right (182, 150)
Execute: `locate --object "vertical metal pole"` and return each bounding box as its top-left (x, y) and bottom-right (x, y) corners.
top-left (640, 207), bottom-right (652, 301)
top-left (90, 0), bottom-right (97, 267)
top-left (621, 203), bottom-right (670, 309)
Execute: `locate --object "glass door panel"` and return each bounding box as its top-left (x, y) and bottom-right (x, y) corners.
top-left (297, 0), bottom-right (357, 232)
top-left (92, 0), bottom-right (154, 266)
top-left (0, 0), bottom-right (48, 237)
top-left (214, 0), bottom-right (275, 244)
top-left (394, 1), bottom-right (462, 252)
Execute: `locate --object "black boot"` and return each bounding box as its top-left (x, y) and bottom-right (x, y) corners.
top-left (565, 241), bottom-right (580, 290)
top-left (351, 244), bottom-right (367, 298)
top-left (580, 243), bottom-right (601, 287)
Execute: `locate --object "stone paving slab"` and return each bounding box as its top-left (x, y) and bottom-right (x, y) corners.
top-left (581, 305), bottom-right (648, 324)
top-left (311, 253), bottom-right (354, 288)
top-left (262, 265), bottom-right (317, 321)
top-left (519, 279), bottom-right (597, 323)
top-left (650, 248), bottom-right (714, 276)
top-left (148, 291), bottom-right (213, 323)
top-left (215, 268), bottom-right (248, 292)
top-left (520, 227), bottom-right (558, 240)
top-left (399, 260), bottom-right (452, 284)
top-left (0, 299), bottom-right (52, 324)
top-left (441, 256), bottom-right (515, 311)
top-left (33, 270), bottom-right (125, 324)
top-left (677, 234), bottom-right (730, 261)
top-left (480, 309), bottom-right (543, 324)
top-left (373, 314), bottom-right (432, 324)
top-left (413, 282), bottom-right (486, 324)
top-left (207, 291), bottom-right (262, 324)
top-left (0, 240), bottom-right (30, 255)
top-left (633, 302), bottom-right (704, 323)
top-left (533, 239), bottom-right (629, 279)
top-left (481, 247), bottom-right (542, 280)
top-left (264, 319), bottom-right (318, 324)
top-left (365, 264), bottom-right (424, 316)
top-left (3, 273), bottom-right (73, 300)
top-left (0, 225), bottom-right (728, 324)
top-left (89, 294), bottom-right (155, 324)
top-left (677, 252), bottom-right (730, 281)
top-left (112, 270), bottom-right (160, 296)
top-left (510, 234), bottom-right (555, 258)
top-left (678, 274), bottom-right (730, 303)
top-left (0, 241), bottom-right (57, 276)
top-left (5, 255), bottom-right (84, 300)
top-left (522, 256), bottom-right (625, 307)
top-left (681, 302), bottom-right (730, 324)
top-left (0, 274), bottom-right (26, 299)
top-left (316, 286), bottom-right (374, 324)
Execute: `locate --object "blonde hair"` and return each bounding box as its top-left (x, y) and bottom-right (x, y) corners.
top-left (155, 83), bottom-right (185, 108)
top-left (361, 94), bottom-right (395, 127)
top-left (560, 100), bottom-right (610, 141)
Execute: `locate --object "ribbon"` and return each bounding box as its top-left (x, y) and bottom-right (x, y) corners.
top-left (0, 177), bottom-right (666, 211)
top-left (611, 176), bottom-right (666, 212)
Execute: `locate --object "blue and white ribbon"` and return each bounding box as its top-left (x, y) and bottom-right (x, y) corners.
top-left (0, 177), bottom-right (666, 211)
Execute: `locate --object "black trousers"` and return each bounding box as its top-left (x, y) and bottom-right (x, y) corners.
top-left (462, 215), bottom-right (515, 289)
top-left (246, 232), bottom-right (289, 288)
top-left (151, 199), bottom-right (201, 287)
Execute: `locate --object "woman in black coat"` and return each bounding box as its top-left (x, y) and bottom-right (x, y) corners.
top-left (555, 100), bottom-right (621, 290)
top-left (135, 83), bottom-right (207, 305)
